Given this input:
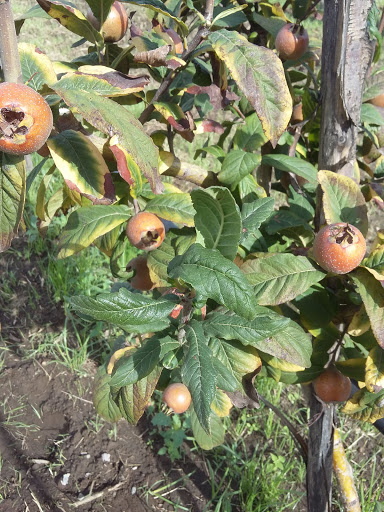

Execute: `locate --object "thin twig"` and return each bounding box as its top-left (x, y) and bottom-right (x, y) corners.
top-left (139, 0), bottom-right (215, 124)
top-left (298, 0), bottom-right (322, 24)
top-left (258, 394), bottom-right (308, 463)
top-left (70, 481), bottom-right (128, 508)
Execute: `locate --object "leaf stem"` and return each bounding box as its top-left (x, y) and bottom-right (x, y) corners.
top-left (138, 0), bottom-right (215, 125)
top-left (0, 0), bottom-right (22, 83)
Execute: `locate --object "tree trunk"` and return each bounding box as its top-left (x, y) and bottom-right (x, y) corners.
top-left (309, 0), bottom-right (374, 509)
top-left (0, 0), bottom-right (22, 84)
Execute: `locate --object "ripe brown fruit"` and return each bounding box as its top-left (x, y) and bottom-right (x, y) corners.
top-left (86, 1), bottom-right (128, 43)
top-left (313, 366), bottom-right (352, 403)
top-left (291, 102), bottom-right (303, 124)
top-left (163, 383), bottom-right (192, 414)
top-left (0, 82), bottom-right (53, 156)
top-left (275, 23), bottom-right (309, 61)
top-left (127, 256), bottom-right (153, 291)
top-left (126, 211), bottom-right (165, 251)
top-left (368, 94), bottom-right (384, 108)
top-left (312, 222), bottom-right (366, 274)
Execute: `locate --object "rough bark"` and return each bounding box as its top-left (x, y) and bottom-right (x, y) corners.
top-left (0, 0), bottom-right (22, 83)
top-left (318, 0), bottom-right (373, 179)
top-left (309, 0), bottom-right (374, 509)
top-left (307, 394), bottom-right (335, 512)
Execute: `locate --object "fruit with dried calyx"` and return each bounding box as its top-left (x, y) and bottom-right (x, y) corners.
top-left (127, 256), bottom-right (153, 291)
top-left (312, 222), bottom-right (366, 274)
top-left (275, 23), bottom-right (309, 61)
top-left (313, 366), bottom-right (352, 403)
top-left (0, 82), bottom-right (53, 155)
top-left (86, 1), bottom-right (128, 43)
top-left (126, 211), bottom-right (165, 251)
top-left (163, 383), bottom-right (192, 413)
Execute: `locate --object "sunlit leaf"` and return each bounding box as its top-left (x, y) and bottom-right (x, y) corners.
top-left (0, 154), bottom-right (25, 253)
top-left (208, 29), bottom-right (292, 146)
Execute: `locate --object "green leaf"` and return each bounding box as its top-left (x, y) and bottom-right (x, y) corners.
top-left (168, 244), bottom-right (258, 320)
top-left (207, 307), bottom-right (311, 367)
top-left (361, 103), bottom-right (384, 125)
top-left (261, 154), bottom-right (317, 184)
top-left (209, 338), bottom-right (262, 386)
top-left (94, 224), bottom-right (122, 256)
top-left (145, 193), bottom-right (195, 227)
top-left (241, 197), bottom-right (275, 239)
top-left (93, 367), bottom-right (122, 422)
top-left (252, 12), bottom-right (286, 38)
top-left (147, 228), bottom-right (196, 287)
top-left (53, 66), bottom-right (149, 97)
top-left (233, 112), bottom-right (267, 152)
top-left (191, 187), bottom-right (242, 261)
top-left (218, 151), bottom-right (261, 188)
top-left (288, 186), bottom-right (315, 221)
top-left (294, 284), bottom-right (337, 330)
top-left (26, 158), bottom-right (47, 195)
top-left (110, 336), bottom-right (163, 387)
top-left (15, 5), bottom-right (51, 35)
top-left (53, 89), bottom-right (162, 194)
top-left (212, 4), bottom-right (247, 27)
top-left (70, 288), bottom-right (175, 333)
top-left (121, 0), bottom-right (188, 35)
top-left (189, 406), bottom-right (225, 450)
top-left (265, 209), bottom-right (312, 235)
top-left (365, 346), bottom-right (384, 393)
top-left (263, 312), bottom-right (312, 367)
top-left (84, 0), bottom-right (114, 24)
top-left (47, 130), bottom-right (115, 205)
top-left (342, 387), bottom-right (384, 423)
top-left (212, 358), bottom-right (239, 392)
top-left (237, 174), bottom-right (267, 202)
top-left (110, 231), bottom-right (138, 279)
top-left (0, 154), bottom-right (26, 252)
top-left (204, 308), bottom-right (290, 346)
top-left (182, 321), bottom-right (216, 433)
top-left (208, 29), bottom-right (292, 147)
top-left (116, 365), bottom-right (163, 424)
top-left (36, 0), bottom-right (103, 44)
top-left (317, 170), bottom-right (368, 236)
top-left (58, 205), bottom-right (131, 258)
top-left (241, 254), bottom-right (325, 305)
top-left (363, 71), bottom-right (384, 102)
top-left (352, 269), bottom-right (384, 348)
top-left (363, 246), bottom-right (384, 280)
top-left (19, 42), bottom-right (57, 90)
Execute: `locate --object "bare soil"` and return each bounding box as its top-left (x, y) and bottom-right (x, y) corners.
top-left (0, 240), bottom-right (211, 512)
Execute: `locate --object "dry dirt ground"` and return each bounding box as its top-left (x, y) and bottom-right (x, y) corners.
top-left (0, 241), bottom-right (211, 512)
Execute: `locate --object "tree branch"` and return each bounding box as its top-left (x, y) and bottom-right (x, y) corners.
top-left (139, 0), bottom-right (215, 125)
top-left (0, 0), bottom-right (22, 83)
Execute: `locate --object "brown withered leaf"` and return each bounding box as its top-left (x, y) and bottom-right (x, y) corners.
top-left (195, 119), bottom-right (225, 135)
top-left (76, 65), bottom-right (150, 91)
top-left (187, 84), bottom-right (239, 109)
top-left (134, 45), bottom-right (172, 67)
top-left (152, 19), bottom-right (183, 54)
top-left (226, 367), bottom-right (262, 409)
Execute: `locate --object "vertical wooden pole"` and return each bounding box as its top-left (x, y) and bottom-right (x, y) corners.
top-left (318, 0), bottom-right (373, 178)
top-left (309, 0), bottom-right (374, 509)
